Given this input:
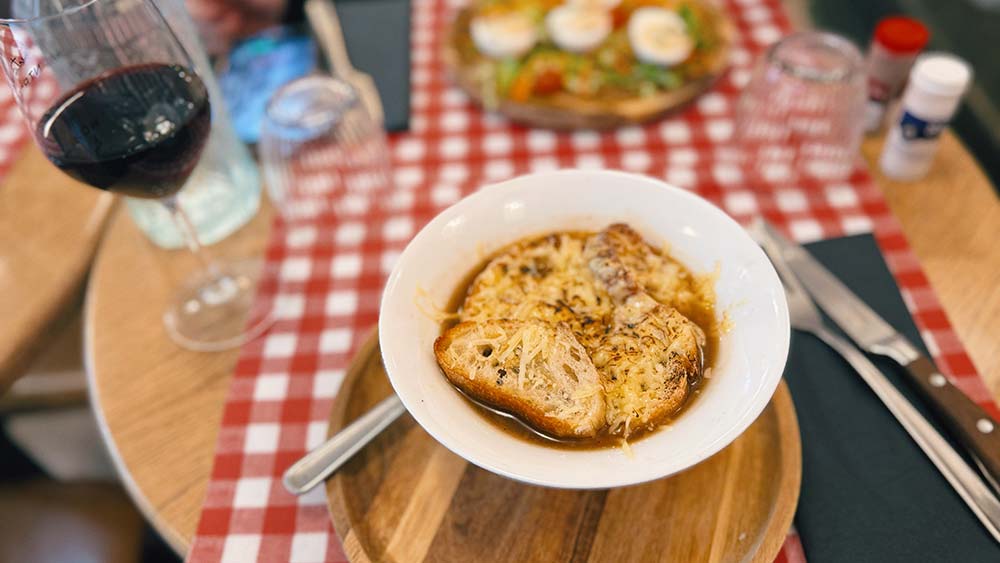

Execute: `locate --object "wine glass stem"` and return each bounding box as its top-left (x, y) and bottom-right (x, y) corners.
top-left (161, 195), bottom-right (219, 277)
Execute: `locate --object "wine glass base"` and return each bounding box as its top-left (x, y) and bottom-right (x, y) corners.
top-left (163, 258), bottom-right (274, 352)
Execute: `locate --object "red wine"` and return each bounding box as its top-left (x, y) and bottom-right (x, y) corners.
top-left (38, 63), bottom-right (211, 199)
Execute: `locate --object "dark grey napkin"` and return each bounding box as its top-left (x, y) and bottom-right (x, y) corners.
top-left (331, 0), bottom-right (412, 131)
top-left (788, 234), bottom-right (999, 562)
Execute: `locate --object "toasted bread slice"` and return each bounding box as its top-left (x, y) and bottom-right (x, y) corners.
top-left (460, 232), bottom-right (612, 352)
top-left (585, 226), bottom-right (705, 436)
top-left (590, 223), bottom-right (711, 321)
top-left (592, 293), bottom-right (705, 436)
top-left (434, 319), bottom-right (606, 439)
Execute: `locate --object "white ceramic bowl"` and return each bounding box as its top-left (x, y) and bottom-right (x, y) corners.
top-left (379, 170), bottom-right (789, 489)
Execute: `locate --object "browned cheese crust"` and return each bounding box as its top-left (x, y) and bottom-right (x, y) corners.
top-left (436, 224), bottom-right (711, 439)
top-left (584, 224), bottom-right (706, 435)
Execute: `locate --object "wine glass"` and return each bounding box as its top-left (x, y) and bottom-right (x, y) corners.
top-left (0, 0), bottom-right (272, 351)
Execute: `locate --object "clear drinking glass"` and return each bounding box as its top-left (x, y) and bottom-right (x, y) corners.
top-left (0, 0), bottom-right (272, 351)
top-left (735, 31), bottom-right (867, 181)
top-left (258, 75), bottom-right (391, 222)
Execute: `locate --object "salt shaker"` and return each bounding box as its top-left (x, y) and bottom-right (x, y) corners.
top-left (879, 53), bottom-right (971, 182)
top-left (864, 16), bottom-right (929, 133)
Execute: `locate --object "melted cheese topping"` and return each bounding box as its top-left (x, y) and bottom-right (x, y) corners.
top-left (444, 320), bottom-right (604, 425)
top-left (461, 233), bottom-right (613, 352)
top-left (450, 228), bottom-right (714, 439)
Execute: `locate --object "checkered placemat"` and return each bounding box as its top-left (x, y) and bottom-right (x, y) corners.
top-left (186, 0), bottom-right (997, 561)
top-left (0, 85), bottom-right (31, 185)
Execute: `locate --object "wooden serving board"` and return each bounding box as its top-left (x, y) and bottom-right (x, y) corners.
top-left (443, 6), bottom-right (733, 130)
top-left (326, 334), bottom-right (801, 563)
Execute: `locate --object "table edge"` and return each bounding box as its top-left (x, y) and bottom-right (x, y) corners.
top-left (0, 193), bottom-right (117, 389)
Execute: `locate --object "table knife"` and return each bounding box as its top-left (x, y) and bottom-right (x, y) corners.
top-left (754, 220), bottom-right (1000, 544)
top-left (759, 220), bottom-right (1000, 495)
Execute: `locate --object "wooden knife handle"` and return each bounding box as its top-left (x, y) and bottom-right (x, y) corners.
top-left (906, 355), bottom-right (1000, 491)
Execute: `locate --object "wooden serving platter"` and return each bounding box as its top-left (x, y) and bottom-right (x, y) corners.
top-left (443, 6), bottom-right (734, 130)
top-left (326, 334), bottom-right (801, 563)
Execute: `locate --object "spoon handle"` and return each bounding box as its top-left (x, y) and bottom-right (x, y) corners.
top-left (282, 395), bottom-right (406, 495)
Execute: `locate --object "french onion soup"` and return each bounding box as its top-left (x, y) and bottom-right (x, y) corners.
top-left (432, 223), bottom-right (718, 449)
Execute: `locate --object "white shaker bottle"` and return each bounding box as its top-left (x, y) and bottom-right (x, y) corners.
top-left (879, 53), bottom-right (972, 181)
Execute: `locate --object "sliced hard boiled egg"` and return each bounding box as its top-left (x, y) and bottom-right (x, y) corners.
top-left (471, 12), bottom-right (539, 59)
top-left (627, 7), bottom-right (694, 67)
top-left (546, 5), bottom-right (612, 54)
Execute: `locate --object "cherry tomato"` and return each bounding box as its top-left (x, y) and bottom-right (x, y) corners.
top-left (611, 5), bottom-right (629, 28)
top-left (533, 69), bottom-right (563, 95)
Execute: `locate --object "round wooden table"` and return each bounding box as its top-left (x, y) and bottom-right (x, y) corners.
top-left (85, 199), bottom-right (272, 553)
top-left (0, 144), bottom-right (115, 392)
top-left (85, 129), bottom-right (1000, 555)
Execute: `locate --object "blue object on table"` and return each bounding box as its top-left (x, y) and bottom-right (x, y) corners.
top-left (218, 27), bottom-right (317, 144)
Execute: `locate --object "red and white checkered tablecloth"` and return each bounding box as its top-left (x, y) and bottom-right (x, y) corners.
top-left (186, 0), bottom-right (998, 561)
top-left (0, 86), bottom-right (31, 185)
top-left (0, 27), bottom-right (56, 182)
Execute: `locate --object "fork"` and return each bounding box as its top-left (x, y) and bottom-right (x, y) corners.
top-left (305, 0), bottom-right (385, 125)
top-left (752, 220), bottom-right (1000, 543)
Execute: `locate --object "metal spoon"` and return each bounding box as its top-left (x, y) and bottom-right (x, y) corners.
top-left (282, 389), bottom-right (566, 495)
top-left (283, 394), bottom-right (405, 495)
top-left (457, 387), bottom-right (569, 444)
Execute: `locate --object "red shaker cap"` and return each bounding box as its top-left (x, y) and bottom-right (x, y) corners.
top-left (874, 16), bottom-right (930, 54)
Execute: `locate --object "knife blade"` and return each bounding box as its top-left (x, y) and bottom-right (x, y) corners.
top-left (759, 220), bottom-right (1000, 496)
